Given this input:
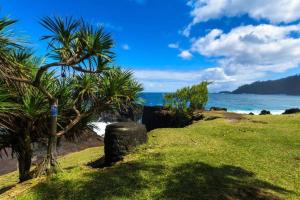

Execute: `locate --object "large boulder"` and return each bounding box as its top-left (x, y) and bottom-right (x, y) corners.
top-left (142, 106), bottom-right (191, 131)
top-left (104, 122), bottom-right (147, 164)
top-left (282, 108), bottom-right (300, 115)
top-left (259, 110), bottom-right (271, 115)
top-left (210, 107), bottom-right (227, 112)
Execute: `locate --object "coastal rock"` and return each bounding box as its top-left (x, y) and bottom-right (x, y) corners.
top-left (142, 106), bottom-right (191, 131)
top-left (99, 106), bottom-right (143, 122)
top-left (210, 107), bottom-right (227, 112)
top-left (192, 112), bottom-right (205, 121)
top-left (104, 122), bottom-right (147, 164)
top-left (282, 108), bottom-right (300, 115)
top-left (259, 110), bottom-right (271, 115)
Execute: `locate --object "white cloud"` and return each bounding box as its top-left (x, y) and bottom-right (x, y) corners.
top-left (151, 23), bottom-right (300, 92)
top-left (121, 44), bottom-right (130, 50)
top-left (168, 43), bottom-right (179, 49)
top-left (184, 0), bottom-right (300, 36)
top-left (191, 24), bottom-right (300, 76)
top-left (133, 68), bottom-right (240, 92)
top-left (178, 50), bottom-right (193, 60)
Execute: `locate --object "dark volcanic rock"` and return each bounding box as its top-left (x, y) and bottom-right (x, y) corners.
top-left (192, 112), bottom-right (205, 121)
top-left (259, 110), bottom-right (271, 115)
top-left (104, 122), bottom-right (147, 164)
top-left (210, 107), bottom-right (227, 112)
top-left (282, 108), bottom-right (300, 115)
top-left (142, 106), bottom-right (191, 131)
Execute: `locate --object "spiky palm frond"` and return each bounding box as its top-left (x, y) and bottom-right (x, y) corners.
top-left (40, 16), bottom-right (79, 61)
top-left (0, 17), bottom-right (20, 50)
top-left (77, 23), bottom-right (114, 67)
top-left (98, 67), bottom-right (143, 110)
top-left (40, 16), bottom-right (114, 72)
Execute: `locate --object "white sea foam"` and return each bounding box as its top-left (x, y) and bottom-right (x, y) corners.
top-left (230, 110), bottom-right (285, 115)
top-left (90, 122), bottom-right (113, 137)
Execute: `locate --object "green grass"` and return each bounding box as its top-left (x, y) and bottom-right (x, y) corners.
top-left (2, 113), bottom-right (300, 199)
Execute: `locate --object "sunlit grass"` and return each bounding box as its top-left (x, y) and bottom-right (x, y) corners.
top-left (2, 113), bottom-right (300, 199)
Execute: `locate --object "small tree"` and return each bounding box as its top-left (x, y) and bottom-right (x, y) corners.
top-left (164, 81), bottom-right (210, 113)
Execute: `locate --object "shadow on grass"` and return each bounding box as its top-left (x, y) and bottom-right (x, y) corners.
top-left (23, 160), bottom-right (291, 200)
top-left (0, 185), bottom-right (15, 195)
top-left (162, 162), bottom-right (288, 200)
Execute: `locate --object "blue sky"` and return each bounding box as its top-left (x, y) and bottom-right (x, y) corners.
top-left (1, 0), bottom-right (300, 92)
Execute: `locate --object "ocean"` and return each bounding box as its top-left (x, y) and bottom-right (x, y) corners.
top-left (92, 93), bottom-right (300, 136)
top-left (140, 93), bottom-right (300, 115)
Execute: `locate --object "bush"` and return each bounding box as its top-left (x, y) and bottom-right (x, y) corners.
top-left (164, 82), bottom-right (210, 113)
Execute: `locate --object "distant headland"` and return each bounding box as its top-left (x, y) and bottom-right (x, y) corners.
top-left (223, 75), bottom-right (300, 95)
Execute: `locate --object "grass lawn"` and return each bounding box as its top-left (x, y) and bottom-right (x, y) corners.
top-left (1, 113), bottom-right (300, 199)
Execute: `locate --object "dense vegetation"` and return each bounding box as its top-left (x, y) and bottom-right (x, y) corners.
top-left (164, 81), bottom-right (210, 112)
top-left (232, 75), bottom-right (300, 95)
top-left (0, 16), bottom-right (142, 182)
top-left (1, 113), bottom-right (299, 199)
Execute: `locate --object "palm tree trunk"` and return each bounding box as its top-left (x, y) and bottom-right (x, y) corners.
top-left (45, 99), bottom-right (59, 174)
top-left (34, 99), bottom-right (60, 176)
top-left (18, 127), bottom-right (32, 182)
top-left (45, 134), bottom-right (58, 174)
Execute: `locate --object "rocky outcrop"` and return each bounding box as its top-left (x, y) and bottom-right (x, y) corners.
top-left (282, 108), bottom-right (300, 115)
top-left (104, 122), bottom-right (147, 164)
top-left (142, 106), bottom-right (191, 131)
top-left (98, 106), bottom-right (143, 123)
top-left (259, 110), bottom-right (271, 115)
top-left (210, 107), bottom-right (227, 112)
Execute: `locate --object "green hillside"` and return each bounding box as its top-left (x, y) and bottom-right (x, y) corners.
top-left (1, 113), bottom-right (300, 200)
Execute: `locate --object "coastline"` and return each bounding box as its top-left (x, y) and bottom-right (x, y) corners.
top-left (90, 108), bottom-right (291, 137)
top-left (229, 109), bottom-right (285, 115)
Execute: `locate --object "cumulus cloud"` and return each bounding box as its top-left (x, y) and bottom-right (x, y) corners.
top-left (178, 50), bottom-right (193, 60)
top-left (184, 0), bottom-right (300, 36)
top-left (156, 23), bottom-right (300, 92)
top-left (191, 24), bottom-right (300, 75)
top-left (133, 68), bottom-right (243, 92)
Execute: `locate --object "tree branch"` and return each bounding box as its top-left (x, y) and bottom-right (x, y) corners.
top-left (33, 62), bottom-right (65, 86)
top-left (70, 66), bottom-right (102, 74)
top-left (56, 101), bottom-right (113, 137)
top-left (56, 106), bottom-right (92, 136)
top-left (33, 54), bottom-right (92, 86)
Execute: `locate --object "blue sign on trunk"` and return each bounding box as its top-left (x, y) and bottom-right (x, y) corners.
top-left (51, 105), bottom-right (58, 117)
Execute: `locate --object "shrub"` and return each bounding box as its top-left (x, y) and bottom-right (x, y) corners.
top-left (164, 82), bottom-right (210, 113)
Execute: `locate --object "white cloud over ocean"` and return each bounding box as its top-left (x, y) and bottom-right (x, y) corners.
top-left (183, 0), bottom-right (300, 36)
top-left (131, 1), bottom-right (300, 92)
top-left (192, 24), bottom-right (300, 75)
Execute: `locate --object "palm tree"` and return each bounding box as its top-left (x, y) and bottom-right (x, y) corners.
top-left (0, 16), bottom-right (143, 180)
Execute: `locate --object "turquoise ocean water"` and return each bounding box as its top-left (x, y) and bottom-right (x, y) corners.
top-left (140, 93), bottom-right (300, 114)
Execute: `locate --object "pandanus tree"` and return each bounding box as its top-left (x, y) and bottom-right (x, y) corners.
top-left (0, 51), bottom-right (55, 181)
top-left (0, 16), bottom-right (143, 181)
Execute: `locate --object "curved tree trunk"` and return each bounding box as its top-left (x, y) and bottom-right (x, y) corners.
top-left (45, 134), bottom-right (59, 174)
top-left (18, 126), bottom-right (32, 182)
top-left (34, 99), bottom-right (60, 176)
